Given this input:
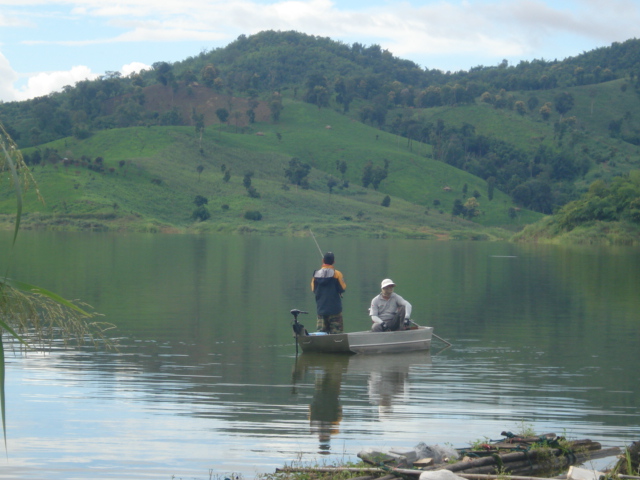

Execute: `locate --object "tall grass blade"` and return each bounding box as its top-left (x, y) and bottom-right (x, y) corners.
top-left (0, 317), bottom-right (28, 348)
top-left (0, 142), bottom-right (22, 246)
top-left (0, 340), bottom-right (6, 455)
top-left (1, 278), bottom-right (90, 316)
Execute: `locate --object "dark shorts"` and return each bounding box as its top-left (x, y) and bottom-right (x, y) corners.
top-left (371, 306), bottom-right (407, 332)
top-left (316, 313), bottom-right (344, 334)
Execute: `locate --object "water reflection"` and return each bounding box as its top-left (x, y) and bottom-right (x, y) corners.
top-left (293, 352), bottom-right (432, 452)
top-left (349, 352), bottom-right (432, 419)
top-left (2, 233), bottom-right (640, 480)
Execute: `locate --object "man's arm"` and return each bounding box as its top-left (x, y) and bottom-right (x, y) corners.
top-left (334, 270), bottom-right (346, 292)
top-left (396, 295), bottom-right (412, 319)
top-left (369, 297), bottom-right (383, 324)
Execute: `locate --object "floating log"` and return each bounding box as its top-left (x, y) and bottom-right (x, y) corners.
top-left (421, 440), bottom-right (613, 478)
top-left (278, 435), bottom-right (623, 479)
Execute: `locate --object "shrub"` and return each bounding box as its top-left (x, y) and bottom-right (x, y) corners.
top-left (244, 210), bottom-right (262, 221)
top-left (192, 206), bottom-right (211, 221)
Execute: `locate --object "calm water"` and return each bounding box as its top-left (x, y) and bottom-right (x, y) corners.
top-left (1, 232), bottom-right (639, 480)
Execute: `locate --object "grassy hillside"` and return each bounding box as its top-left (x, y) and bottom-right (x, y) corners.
top-left (0, 97), bottom-right (540, 239)
top-left (5, 31), bottom-right (640, 241)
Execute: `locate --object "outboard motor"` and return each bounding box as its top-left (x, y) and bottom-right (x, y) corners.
top-left (290, 309), bottom-right (309, 355)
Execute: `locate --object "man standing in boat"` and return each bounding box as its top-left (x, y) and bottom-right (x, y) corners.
top-left (370, 279), bottom-right (412, 332)
top-left (311, 252), bottom-right (347, 334)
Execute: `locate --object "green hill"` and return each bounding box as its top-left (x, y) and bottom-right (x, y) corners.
top-left (1, 97), bottom-right (534, 239)
top-left (3, 30), bottom-right (640, 240)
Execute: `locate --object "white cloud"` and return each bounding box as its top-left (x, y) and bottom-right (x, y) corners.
top-left (0, 51), bottom-right (151, 102)
top-left (0, 51), bottom-right (20, 102)
top-left (121, 61), bottom-right (151, 76)
top-left (13, 66), bottom-right (100, 101)
top-left (2, 0), bottom-right (640, 100)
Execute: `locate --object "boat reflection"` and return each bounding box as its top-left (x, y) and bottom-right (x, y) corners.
top-left (348, 351), bottom-right (432, 418)
top-left (292, 351), bottom-right (432, 452)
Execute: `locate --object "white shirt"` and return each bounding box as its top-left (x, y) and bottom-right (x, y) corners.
top-left (369, 292), bottom-right (412, 324)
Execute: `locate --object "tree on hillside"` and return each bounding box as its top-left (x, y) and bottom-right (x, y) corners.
top-left (304, 74), bottom-right (330, 109)
top-left (539, 102), bottom-right (552, 121)
top-left (554, 172), bottom-right (640, 230)
top-left (361, 161), bottom-right (373, 188)
top-left (153, 62), bottom-right (174, 86)
top-left (464, 197), bottom-right (480, 219)
top-left (215, 108), bottom-right (229, 125)
top-left (243, 171), bottom-right (253, 189)
top-left (451, 199), bottom-right (465, 219)
top-left (215, 108), bottom-right (229, 137)
top-left (192, 107), bottom-right (205, 144)
top-left (285, 157), bottom-right (311, 190)
top-left (554, 91), bottom-right (575, 118)
top-left (371, 165), bottom-right (388, 190)
top-left (194, 195), bottom-right (208, 207)
top-left (334, 76), bottom-right (355, 113)
top-left (201, 64), bottom-right (218, 88)
top-left (192, 198), bottom-right (211, 221)
top-left (336, 159), bottom-right (347, 178)
top-left (182, 69), bottom-right (197, 85)
top-left (196, 165), bottom-right (204, 180)
top-left (270, 92), bottom-right (283, 122)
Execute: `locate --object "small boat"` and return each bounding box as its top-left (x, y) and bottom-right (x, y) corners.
top-left (290, 309), bottom-right (433, 354)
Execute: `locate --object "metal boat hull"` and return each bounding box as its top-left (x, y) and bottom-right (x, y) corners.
top-left (296, 326), bottom-right (433, 354)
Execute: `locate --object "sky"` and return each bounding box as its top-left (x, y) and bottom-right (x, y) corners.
top-left (0, 0), bottom-right (639, 103)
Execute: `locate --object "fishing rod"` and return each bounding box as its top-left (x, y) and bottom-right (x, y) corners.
top-left (308, 229), bottom-right (323, 258)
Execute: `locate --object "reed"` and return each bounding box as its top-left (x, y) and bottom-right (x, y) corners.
top-left (1, 122), bottom-right (116, 450)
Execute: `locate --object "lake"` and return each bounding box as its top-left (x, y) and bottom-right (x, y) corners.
top-left (1, 232), bottom-right (639, 479)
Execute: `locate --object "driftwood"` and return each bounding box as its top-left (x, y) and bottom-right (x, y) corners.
top-left (419, 440), bottom-right (619, 478)
top-left (277, 434), bottom-right (624, 479)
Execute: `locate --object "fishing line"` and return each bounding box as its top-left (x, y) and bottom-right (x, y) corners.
top-left (308, 229), bottom-right (323, 257)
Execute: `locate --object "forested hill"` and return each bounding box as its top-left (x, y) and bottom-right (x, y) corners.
top-left (2, 30), bottom-right (640, 231)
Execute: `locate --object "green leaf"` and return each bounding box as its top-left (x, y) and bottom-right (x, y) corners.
top-left (1, 278), bottom-right (90, 316)
top-left (0, 318), bottom-right (28, 348)
top-left (0, 142), bottom-right (22, 246)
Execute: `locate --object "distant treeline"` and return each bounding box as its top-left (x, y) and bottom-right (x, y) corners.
top-left (3, 31), bottom-right (640, 216)
top-left (4, 31), bottom-right (640, 147)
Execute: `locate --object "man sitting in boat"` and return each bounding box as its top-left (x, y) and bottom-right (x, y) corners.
top-left (369, 279), bottom-right (412, 332)
top-left (311, 252), bottom-right (347, 334)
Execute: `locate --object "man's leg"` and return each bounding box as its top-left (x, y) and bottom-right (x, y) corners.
top-left (316, 315), bottom-right (328, 332)
top-left (326, 313), bottom-right (344, 334)
top-left (385, 306), bottom-right (406, 331)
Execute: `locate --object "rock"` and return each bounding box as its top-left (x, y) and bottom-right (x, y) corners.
top-left (419, 469), bottom-right (466, 480)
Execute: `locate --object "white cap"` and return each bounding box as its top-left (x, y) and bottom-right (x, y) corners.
top-left (381, 278), bottom-right (395, 289)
